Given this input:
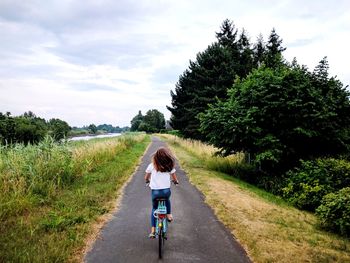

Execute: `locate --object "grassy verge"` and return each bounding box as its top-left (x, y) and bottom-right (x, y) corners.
top-left (159, 134), bottom-right (350, 263)
top-left (0, 134), bottom-right (150, 263)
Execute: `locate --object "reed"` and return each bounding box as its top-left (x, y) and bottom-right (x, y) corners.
top-left (0, 133), bottom-right (149, 262)
top-left (159, 134), bottom-right (246, 176)
top-left (0, 134), bottom-right (146, 220)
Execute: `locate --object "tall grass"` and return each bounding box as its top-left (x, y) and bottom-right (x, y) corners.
top-left (0, 134), bottom-right (145, 220)
top-left (163, 134), bottom-right (350, 263)
top-left (0, 133), bottom-right (149, 262)
top-left (159, 134), bottom-right (251, 177)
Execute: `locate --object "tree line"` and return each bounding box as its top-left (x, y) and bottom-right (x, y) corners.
top-left (0, 111), bottom-right (130, 144)
top-left (168, 19), bottom-right (350, 236)
top-left (130, 109), bottom-right (165, 133)
top-left (168, 19), bottom-right (350, 173)
top-left (71, 124), bottom-right (129, 136)
top-left (0, 111), bottom-right (71, 144)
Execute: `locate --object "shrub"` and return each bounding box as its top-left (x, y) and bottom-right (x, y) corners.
top-left (166, 130), bottom-right (182, 137)
top-left (316, 187), bottom-right (350, 236)
top-left (282, 158), bottom-right (350, 211)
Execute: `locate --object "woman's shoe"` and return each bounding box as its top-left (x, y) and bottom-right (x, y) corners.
top-left (149, 232), bottom-right (156, 239)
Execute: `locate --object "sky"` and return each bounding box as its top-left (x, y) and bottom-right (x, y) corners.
top-left (0, 0), bottom-right (349, 127)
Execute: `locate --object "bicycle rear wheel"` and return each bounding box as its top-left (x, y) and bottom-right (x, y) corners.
top-left (158, 227), bottom-right (163, 259)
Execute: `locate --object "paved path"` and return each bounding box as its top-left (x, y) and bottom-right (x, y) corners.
top-left (85, 137), bottom-right (251, 263)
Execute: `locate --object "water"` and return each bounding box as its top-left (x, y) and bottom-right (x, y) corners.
top-left (69, 133), bottom-right (122, 141)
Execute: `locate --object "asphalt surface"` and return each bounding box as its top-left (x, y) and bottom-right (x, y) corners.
top-left (85, 136), bottom-right (251, 263)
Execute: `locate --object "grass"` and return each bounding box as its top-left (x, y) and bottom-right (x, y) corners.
top-left (159, 134), bottom-right (350, 263)
top-left (0, 133), bottom-right (150, 263)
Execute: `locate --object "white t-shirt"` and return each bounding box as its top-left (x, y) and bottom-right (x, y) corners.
top-left (146, 163), bottom-right (176, 190)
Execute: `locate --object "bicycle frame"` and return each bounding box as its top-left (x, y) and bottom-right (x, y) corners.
top-left (153, 199), bottom-right (168, 259)
top-left (153, 200), bottom-right (168, 236)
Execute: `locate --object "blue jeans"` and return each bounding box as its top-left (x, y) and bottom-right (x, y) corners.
top-left (151, 188), bottom-right (171, 227)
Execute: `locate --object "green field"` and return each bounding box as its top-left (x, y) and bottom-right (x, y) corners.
top-left (0, 133), bottom-right (150, 262)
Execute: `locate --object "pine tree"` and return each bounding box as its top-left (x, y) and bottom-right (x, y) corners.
top-left (216, 19), bottom-right (238, 49)
top-left (265, 28), bottom-right (286, 68)
top-left (167, 42), bottom-right (235, 139)
top-left (237, 29), bottom-right (254, 77)
top-left (313, 56), bottom-right (329, 81)
top-left (253, 34), bottom-right (265, 67)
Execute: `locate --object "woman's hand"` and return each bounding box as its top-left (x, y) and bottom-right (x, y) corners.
top-left (172, 179), bottom-right (179, 185)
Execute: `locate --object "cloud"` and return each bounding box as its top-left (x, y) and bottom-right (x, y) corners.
top-left (0, 0), bottom-right (349, 127)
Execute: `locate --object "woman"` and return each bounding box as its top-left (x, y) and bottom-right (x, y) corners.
top-left (145, 147), bottom-right (179, 238)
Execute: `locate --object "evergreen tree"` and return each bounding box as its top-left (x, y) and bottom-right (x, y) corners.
top-left (168, 19), bottom-right (242, 139)
top-left (265, 28), bottom-right (286, 68)
top-left (253, 34), bottom-right (266, 67)
top-left (167, 42), bottom-right (235, 139)
top-left (237, 29), bottom-right (254, 77)
top-left (216, 19), bottom-right (238, 50)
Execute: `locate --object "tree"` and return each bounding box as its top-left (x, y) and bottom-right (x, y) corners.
top-left (142, 109), bottom-right (165, 132)
top-left (253, 34), bottom-right (266, 68)
top-left (237, 29), bottom-right (254, 77)
top-left (200, 62), bottom-right (350, 174)
top-left (264, 28), bottom-right (286, 68)
top-left (168, 19), bottom-right (261, 140)
top-left (130, 110), bottom-right (144, 131)
top-left (48, 118), bottom-right (71, 141)
top-left (216, 18), bottom-right (239, 55)
top-left (13, 112), bottom-right (47, 144)
top-left (130, 109), bottom-right (165, 133)
top-left (88, 124), bottom-right (97, 134)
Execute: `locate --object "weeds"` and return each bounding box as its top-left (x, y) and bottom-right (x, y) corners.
top-left (0, 133), bottom-right (149, 262)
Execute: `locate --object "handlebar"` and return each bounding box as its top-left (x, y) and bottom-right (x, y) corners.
top-left (145, 180), bottom-right (179, 186)
top-left (172, 180), bottom-right (179, 185)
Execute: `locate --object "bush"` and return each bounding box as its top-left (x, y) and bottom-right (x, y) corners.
top-left (316, 187), bottom-right (350, 236)
top-left (282, 158), bottom-right (350, 211)
top-left (166, 130), bottom-right (182, 137)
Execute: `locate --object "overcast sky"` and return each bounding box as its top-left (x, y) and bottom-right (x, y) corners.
top-left (1, 0), bottom-right (349, 127)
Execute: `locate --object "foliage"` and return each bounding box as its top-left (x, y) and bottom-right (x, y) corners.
top-left (130, 110), bottom-right (144, 131)
top-left (0, 134), bottom-right (147, 219)
top-left (0, 134), bottom-right (149, 262)
top-left (200, 60), bottom-right (350, 173)
top-left (48, 118), bottom-right (71, 140)
top-left (264, 28), bottom-right (286, 68)
top-left (0, 111), bottom-right (48, 144)
top-left (316, 187), bottom-right (350, 236)
top-left (0, 111), bottom-right (73, 144)
top-left (165, 135), bottom-right (350, 262)
top-left (165, 129), bottom-right (182, 137)
top-left (282, 158), bottom-right (350, 211)
top-left (130, 109), bottom-right (165, 133)
top-left (168, 20), bottom-right (287, 140)
top-left (142, 109), bottom-right (165, 132)
top-left (96, 124), bottom-right (129, 133)
top-left (69, 125), bottom-right (129, 137)
top-left (88, 124), bottom-right (97, 134)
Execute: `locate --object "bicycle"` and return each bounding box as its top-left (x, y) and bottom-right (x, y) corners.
top-left (153, 198), bottom-right (168, 259)
top-left (146, 180), bottom-right (178, 259)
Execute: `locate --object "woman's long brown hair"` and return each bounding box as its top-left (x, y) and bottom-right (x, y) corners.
top-left (152, 147), bottom-right (175, 172)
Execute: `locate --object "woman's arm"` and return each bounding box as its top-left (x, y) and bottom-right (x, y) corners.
top-left (145, 172), bottom-right (151, 182)
top-left (170, 173), bottom-right (179, 184)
